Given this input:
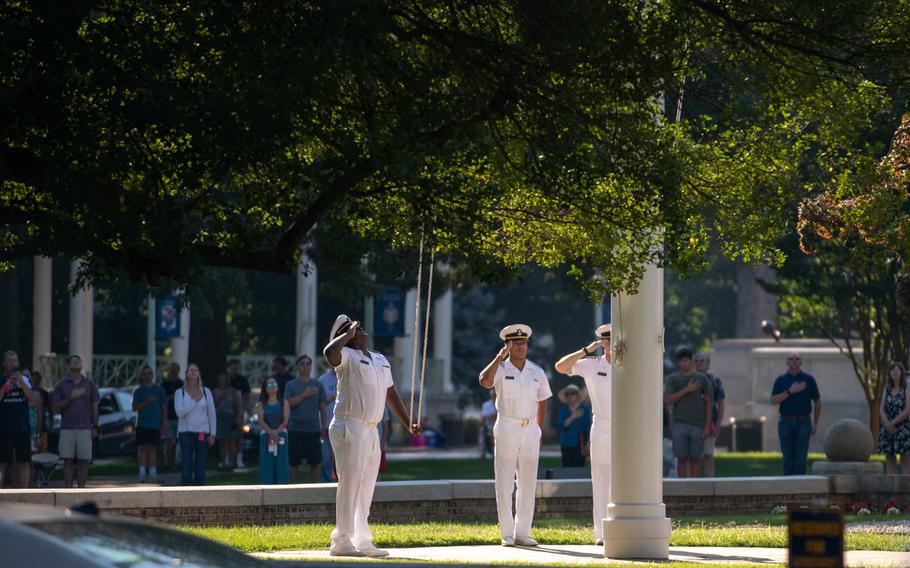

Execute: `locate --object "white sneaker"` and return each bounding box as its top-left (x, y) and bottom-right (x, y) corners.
top-left (357, 542), bottom-right (389, 557)
top-left (514, 536), bottom-right (538, 547)
top-left (595, 538), bottom-right (604, 546)
top-left (500, 536), bottom-right (515, 547)
top-left (236, 460), bottom-right (246, 469)
top-left (330, 538), bottom-right (364, 557)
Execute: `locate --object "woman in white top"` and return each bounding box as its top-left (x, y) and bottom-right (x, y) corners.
top-left (173, 363), bottom-right (217, 485)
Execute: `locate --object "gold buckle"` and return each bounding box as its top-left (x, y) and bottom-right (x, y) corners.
top-left (520, 419), bottom-right (530, 426)
top-left (368, 421), bottom-right (377, 428)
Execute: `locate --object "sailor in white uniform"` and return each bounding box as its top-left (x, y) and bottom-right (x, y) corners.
top-left (555, 323), bottom-right (613, 545)
top-left (324, 314), bottom-right (420, 558)
top-left (479, 324), bottom-right (552, 547)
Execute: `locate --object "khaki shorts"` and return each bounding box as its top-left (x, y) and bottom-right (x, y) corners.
top-left (59, 429), bottom-right (93, 460)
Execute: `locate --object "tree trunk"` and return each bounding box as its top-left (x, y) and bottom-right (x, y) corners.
top-left (188, 294), bottom-right (227, 390)
top-left (868, 395), bottom-right (881, 450)
top-left (735, 264), bottom-right (778, 338)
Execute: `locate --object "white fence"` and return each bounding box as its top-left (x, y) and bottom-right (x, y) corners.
top-left (36, 353), bottom-right (444, 391)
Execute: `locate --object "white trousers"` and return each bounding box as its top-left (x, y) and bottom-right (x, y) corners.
top-left (493, 419), bottom-right (541, 539)
top-left (589, 419), bottom-right (612, 540)
top-left (329, 418), bottom-right (381, 547)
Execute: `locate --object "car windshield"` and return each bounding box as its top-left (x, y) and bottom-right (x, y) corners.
top-left (27, 519), bottom-right (260, 568)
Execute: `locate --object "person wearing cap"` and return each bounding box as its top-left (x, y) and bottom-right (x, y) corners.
top-left (556, 384), bottom-right (591, 467)
top-left (664, 346), bottom-right (712, 478)
top-left (323, 314), bottom-right (421, 558)
top-left (555, 323), bottom-right (614, 545)
top-left (479, 323), bottom-right (552, 548)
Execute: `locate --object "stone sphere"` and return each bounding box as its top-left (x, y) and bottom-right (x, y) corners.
top-left (823, 418), bottom-right (873, 462)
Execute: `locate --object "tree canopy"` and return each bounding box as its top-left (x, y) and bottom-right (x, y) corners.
top-left (3, 1), bottom-right (909, 294)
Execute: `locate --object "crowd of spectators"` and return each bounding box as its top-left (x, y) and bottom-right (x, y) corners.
top-left (0, 350), bottom-right (343, 488)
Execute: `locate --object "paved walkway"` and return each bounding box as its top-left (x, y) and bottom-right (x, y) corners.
top-left (258, 544), bottom-right (910, 566)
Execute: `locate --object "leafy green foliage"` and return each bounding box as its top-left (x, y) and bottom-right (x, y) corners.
top-left (2, 2), bottom-right (910, 295)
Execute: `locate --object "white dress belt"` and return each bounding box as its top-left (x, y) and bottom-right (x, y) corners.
top-left (334, 414), bottom-right (379, 428)
top-left (498, 416), bottom-right (535, 426)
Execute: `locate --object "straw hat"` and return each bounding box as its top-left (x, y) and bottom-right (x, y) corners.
top-left (557, 383), bottom-right (588, 404)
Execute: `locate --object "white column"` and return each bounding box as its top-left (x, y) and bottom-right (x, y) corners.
top-left (433, 289), bottom-right (453, 393)
top-left (295, 251), bottom-right (318, 358)
top-left (69, 261), bottom-right (94, 377)
top-left (147, 294), bottom-right (156, 371)
top-left (363, 295), bottom-right (375, 351)
top-left (393, 288), bottom-right (418, 394)
top-left (604, 261), bottom-right (670, 559)
top-left (32, 256), bottom-right (53, 369)
top-left (170, 296), bottom-right (190, 377)
top-left (84, 286), bottom-right (93, 377)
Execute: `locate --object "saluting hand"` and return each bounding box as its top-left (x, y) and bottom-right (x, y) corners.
top-left (497, 343), bottom-right (511, 361)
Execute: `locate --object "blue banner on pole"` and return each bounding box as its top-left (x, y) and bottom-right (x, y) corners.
top-left (156, 295), bottom-right (181, 339)
top-left (374, 289), bottom-right (405, 337)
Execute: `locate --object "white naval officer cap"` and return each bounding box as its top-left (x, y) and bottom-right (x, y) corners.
top-left (499, 323), bottom-right (532, 341)
top-left (329, 314), bottom-right (355, 343)
top-left (595, 323), bottom-right (612, 338)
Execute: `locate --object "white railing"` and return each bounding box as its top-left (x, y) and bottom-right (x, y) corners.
top-left (37, 353), bottom-right (444, 391)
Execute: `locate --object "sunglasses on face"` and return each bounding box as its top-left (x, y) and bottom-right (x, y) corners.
top-left (266, 382), bottom-right (278, 388)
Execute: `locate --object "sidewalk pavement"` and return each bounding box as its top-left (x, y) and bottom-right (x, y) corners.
top-left (258, 544), bottom-right (910, 566)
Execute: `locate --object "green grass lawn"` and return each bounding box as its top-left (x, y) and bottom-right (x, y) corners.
top-left (91, 451), bottom-right (887, 482)
top-left (179, 516), bottom-right (909, 553)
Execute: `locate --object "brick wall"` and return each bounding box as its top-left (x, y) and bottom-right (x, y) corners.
top-left (100, 492), bottom-right (828, 526)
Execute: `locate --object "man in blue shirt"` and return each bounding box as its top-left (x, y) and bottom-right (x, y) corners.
top-left (132, 365), bottom-right (167, 482)
top-left (285, 355), bottom-right (326, 483)
top-left (770, 352), bottom-right (822, 475)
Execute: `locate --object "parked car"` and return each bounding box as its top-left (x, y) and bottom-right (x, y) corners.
top-left (0, 502), bottom-right (267, 567)
top-left (49, 387), bottom-right (138, 457)
top-left (241, 412), bottom-right (263, 456)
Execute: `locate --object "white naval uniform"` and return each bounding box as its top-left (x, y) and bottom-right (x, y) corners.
top-left (570, 356), bottom-right (612, 541)
top-left (329, 346), bottom-right (394, 548)
top-left (486, 358), bottom-right (552, 540)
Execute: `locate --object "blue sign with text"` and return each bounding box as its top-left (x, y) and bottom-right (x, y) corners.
top-left (374, 289), bottom-right (405, 337)
top-left (155, 295), bottom-right (181, 339)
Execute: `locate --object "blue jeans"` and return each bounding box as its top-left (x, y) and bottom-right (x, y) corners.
top-left (778, 418), bottom-right (812, 475)
top-left (179, 432), bottom-right (209, 485)
top-left (320, 434), bottom-right (334, 482)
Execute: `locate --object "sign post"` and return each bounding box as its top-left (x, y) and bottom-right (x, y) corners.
top-left (788, 507), bottom-right (844, 568)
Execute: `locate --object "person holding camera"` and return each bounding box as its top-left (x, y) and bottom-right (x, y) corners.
top-left (0, 350), bottom-right (40, 487)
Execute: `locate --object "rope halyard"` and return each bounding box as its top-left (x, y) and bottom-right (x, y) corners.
top-left (416, 247), bottom-right (435, 427)
top-left (408, 231), bottom-right (425, 426)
